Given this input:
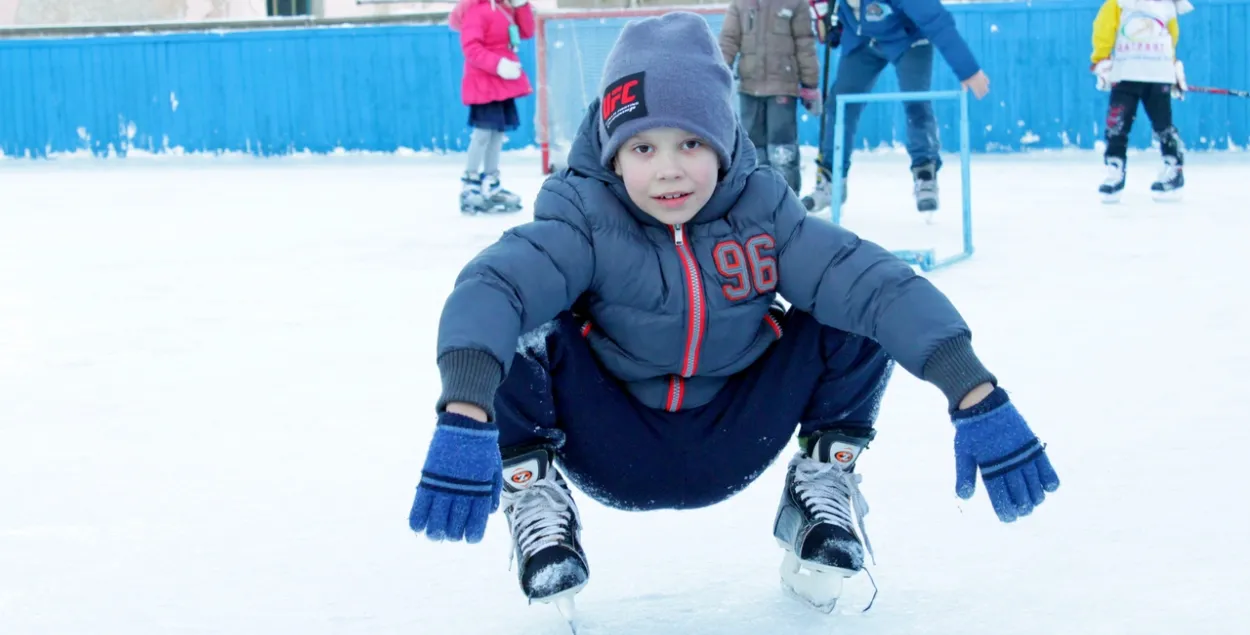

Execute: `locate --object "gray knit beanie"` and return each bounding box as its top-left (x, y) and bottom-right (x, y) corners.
top-left (597, 12), bottom-right (737, 169)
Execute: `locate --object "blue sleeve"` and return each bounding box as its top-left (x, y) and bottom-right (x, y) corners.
top-left (898, 0), bottom-right (981, 81)
top-left (772, 188), bottom-right (972, 379)
top-left (436, 178), bottom-right (595, 374)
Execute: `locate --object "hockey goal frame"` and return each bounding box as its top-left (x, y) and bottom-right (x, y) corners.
top-left (534, 4), bottom-right (728, 174)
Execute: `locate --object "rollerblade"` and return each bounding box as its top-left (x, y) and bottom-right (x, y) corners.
top-left (1100, 157), bottom-right (1126, 203)
top-left (773, 427), bottom-right (876, 613)
top-left (1150, 156), bottom-right (1184, 201)
top-left (502, 447), bottom-right (589, 627)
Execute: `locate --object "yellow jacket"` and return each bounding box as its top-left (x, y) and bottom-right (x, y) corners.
top-left (1091, 0), bottom-right (1180, 64)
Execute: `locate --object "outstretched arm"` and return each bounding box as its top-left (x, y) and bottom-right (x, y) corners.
top-left (898, 0), bottom-right (981, 82)
top-left (772, 185), bottom-right (995, 409)
top-left (436, 179), bottom-right (595, 420)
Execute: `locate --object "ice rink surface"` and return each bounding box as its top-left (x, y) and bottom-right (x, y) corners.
top-left (2, 149), bottom-right (1247, 634)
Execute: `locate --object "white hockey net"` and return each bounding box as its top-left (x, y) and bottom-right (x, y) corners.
top-left (534, 4), bottom-right (728, 173)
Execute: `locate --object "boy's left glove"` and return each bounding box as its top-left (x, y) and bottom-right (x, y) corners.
top-left (799, 86), bottom-right (823, 116)
top-left (951, 386), bottom-right (1060, 523)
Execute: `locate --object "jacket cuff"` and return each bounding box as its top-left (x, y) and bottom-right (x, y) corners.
top-left (436, 349), bottom-right (504, 422)
top-left (921, 335), bottom-right (998, 412)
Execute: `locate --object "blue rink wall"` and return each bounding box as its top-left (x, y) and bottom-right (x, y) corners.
top-left (0, 0), bottom-right (1247, 159)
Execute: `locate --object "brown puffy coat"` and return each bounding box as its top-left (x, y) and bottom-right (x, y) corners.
top-left (718, 0), bottom-right (821, 97)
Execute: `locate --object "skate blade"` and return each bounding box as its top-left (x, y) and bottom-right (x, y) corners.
top-left (779, 551), bottom-right (852, 614)
top-left (1152, 189), bottom-right (1183, 203)
top-left (922, 211), bottom-right (937, 225)
top-left (532, 585), bottom-right (585, 634)
top-left (1100, 191), bottom-right (1122, 204)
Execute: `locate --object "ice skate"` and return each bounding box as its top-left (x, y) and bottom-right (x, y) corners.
top-left (801, 167), bottom-right (846, 213)
top-left (912, 162), bottom-right (939, 218)
top-left (1150, 156), bottom-right (1184, 201)
top-left (1099, 157), bottom-right (1126, 203)
top-left (481, 171), bottom-right (524, 213)
top-left (773, 428), bottom-right (875, 613)
top-left (502, 447), bottom-right (589, 628)
top-left (460, 172), bottom-right (511, 215)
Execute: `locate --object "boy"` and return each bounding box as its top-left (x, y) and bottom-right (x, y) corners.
top-left (1091, 0), bottom-right (1192, 202)
top-left (718, 0), bottom-right (823, 195)
top-left (803, 0), bottom-right (991, 214)
top-left (409, 12), bottom-right (1059, 614)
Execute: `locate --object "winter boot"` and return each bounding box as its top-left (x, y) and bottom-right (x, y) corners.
top-left (1100, 157), bottom-right (1127, 203)
top-left (773, 427), bottom-right (876, 612)
top-left (481, 171), bottom-right (523, 212)
top-left (1150, 156), bottom-right (1184, 201)
top-left (801, 166), bottom-right (847, 213)
top-left (502, 447), bottom-right (589, 605)
top-left (912, 162), bottom-right (939, 213)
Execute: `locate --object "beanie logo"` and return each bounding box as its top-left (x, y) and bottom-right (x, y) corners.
top-left (602, 72), bottom-right (647, 138)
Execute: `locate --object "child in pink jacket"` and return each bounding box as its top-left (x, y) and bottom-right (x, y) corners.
top-left (450, 0), bottom-right (535, 214)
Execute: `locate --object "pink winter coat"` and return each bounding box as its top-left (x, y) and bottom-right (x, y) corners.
top-left (450, 0), bottom-right (535, 105)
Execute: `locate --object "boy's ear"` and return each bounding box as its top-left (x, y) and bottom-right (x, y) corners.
top-left (612, 156), bottom-right (622, 176)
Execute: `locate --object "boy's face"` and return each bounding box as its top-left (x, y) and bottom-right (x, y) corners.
top-left (613, 127), bottom-right (719, 226)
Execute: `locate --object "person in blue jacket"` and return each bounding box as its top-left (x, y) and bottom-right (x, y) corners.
top-left (408, 11), bottom-right (1055, 613)
top-left (803, 0), bottom-right (991, 214)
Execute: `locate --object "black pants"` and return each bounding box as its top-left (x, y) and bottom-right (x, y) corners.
top-left (739, 94), bottom-right (801, 193)
top-left (1104, 81), bottom-right (1182, 163)
top-left (493, 309), bottom-right (893, 511)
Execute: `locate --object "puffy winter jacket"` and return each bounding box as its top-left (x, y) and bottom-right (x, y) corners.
top-left (719, 0), bottom-right (822, 96)
top-left (436, 100), bottom-right (992, 416)
top-left (453, 0), bottom-right (535, 105)
top-left (836, 0), bottom-right (981, 82)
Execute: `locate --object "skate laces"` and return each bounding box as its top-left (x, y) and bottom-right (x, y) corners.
top-left (792, 455), bottom-right (877, 566)
top-left (504, 476), bottom-right (580, 566)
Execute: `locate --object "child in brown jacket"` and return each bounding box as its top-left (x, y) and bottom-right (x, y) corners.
top-left (719, 0), bottom-right (822, 194)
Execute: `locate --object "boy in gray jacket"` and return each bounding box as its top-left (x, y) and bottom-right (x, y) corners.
top-left (409, 11), bottom-right (1059, 617)
top-left (719, 0), bottom-right (823, 194)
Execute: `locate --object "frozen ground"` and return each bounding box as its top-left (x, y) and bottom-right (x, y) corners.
top-left (1, 149), bottom-right (1248, 635)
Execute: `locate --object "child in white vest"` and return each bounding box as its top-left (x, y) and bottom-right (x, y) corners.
top-left (1091, 0), bottom-right (1193, 202)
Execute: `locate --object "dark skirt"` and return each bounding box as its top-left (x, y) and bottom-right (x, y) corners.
top-left (468, 98), bottom-right (520, 132)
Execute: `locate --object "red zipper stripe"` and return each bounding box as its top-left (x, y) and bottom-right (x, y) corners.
top-left (665, 376), bottom-right (685, 412)
top-left (764, 313), bottom-right (783, 339)
top-left (670, 224), bottom-right (706, 379)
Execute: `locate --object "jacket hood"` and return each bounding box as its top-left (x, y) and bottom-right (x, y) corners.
top-left (562, 99), bottom-right (758, 226)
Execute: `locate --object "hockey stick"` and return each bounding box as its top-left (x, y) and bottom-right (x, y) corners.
top-left (1187, 85), bottom-right (1250, 98)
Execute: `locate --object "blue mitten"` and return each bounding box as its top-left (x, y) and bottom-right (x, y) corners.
top-left (409, 412), bottom-right (503, 543)
top-left (952, 387), bottom-right (1060, 522)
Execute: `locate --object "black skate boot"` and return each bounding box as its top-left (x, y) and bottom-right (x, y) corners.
top-left (481, 171), bottom-right (523, 213)
top-left (502, 447), bottom-right (589, 611)
top-left (773, 427), bottom-right (876, 613)
top-left (1150, 156), bottom-right (1184, 201)
top-left (1100, 157), bottom-right (1126, 203)
top-left (912, 161), bottom-right (939, 214)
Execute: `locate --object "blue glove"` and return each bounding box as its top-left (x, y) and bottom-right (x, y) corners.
top-left (408, 412), bottom-right (503, 543)
top-left (952, 387), bottom-right (1060, 522)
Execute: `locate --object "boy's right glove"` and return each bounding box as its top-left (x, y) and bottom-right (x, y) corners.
top-left (951, 386), bottom-right (1060, 523)
top-left (1091, 59), bottom-right (1113, 92)
top-left (408, 412), bottom-right (503, 543)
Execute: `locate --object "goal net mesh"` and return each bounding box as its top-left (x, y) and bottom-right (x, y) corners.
top-left (534, 5), bottom-right (728, 173)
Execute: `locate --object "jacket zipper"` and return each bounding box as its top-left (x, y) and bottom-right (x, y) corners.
top-left (667, 223), bottom-right (706, 412)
